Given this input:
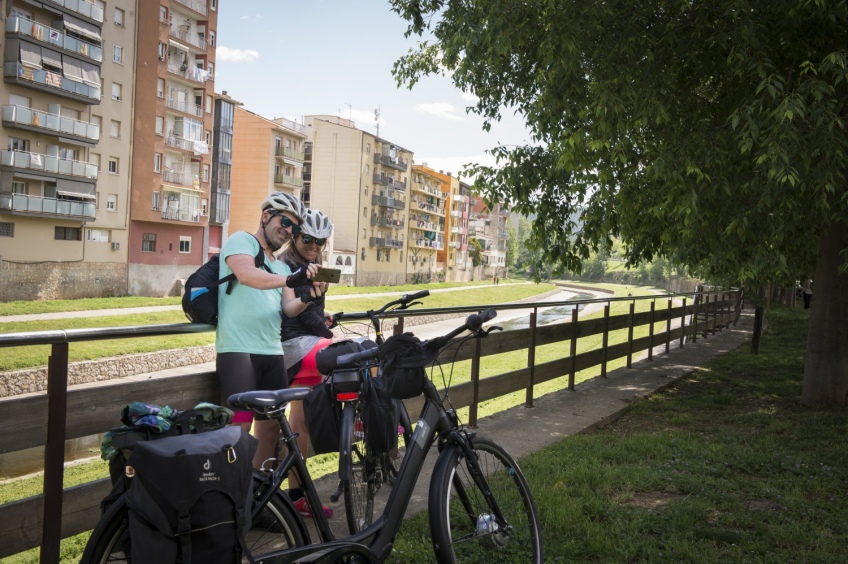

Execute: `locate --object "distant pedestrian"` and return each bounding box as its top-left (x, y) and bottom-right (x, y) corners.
top-left (802, 279), bottom-right (813, 309)
top-left (495, 276), bottom-right (500, 285)
top-left (493, 275), bottom-right (496, 284)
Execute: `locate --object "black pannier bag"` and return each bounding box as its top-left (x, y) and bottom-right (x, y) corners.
top-left (378, 332), bottom-right (438, 400)
top-left (303, 382), bottom-right (343, 454)
top-left (361, 376), bottom-right (398, 453)
top-left (124, 426), bottom-right (257, 564)
top-left (182, 234), bottom-right (269, 325)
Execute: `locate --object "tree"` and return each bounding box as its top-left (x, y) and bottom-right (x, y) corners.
top-left (391, 0), bottom-right (848, 406)
top-left (505, 223), bottom-right (518, 275)
top-left (469, 238), bottom-right (483, 268)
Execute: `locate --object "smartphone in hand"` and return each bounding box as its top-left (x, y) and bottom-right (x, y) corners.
top-left (312, 267), bottom-right (341, 284)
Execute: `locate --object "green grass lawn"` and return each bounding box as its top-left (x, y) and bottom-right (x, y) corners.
top-left (392, 305), bottom-right (848, 562)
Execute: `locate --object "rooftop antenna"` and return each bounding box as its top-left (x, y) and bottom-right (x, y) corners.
top-left (374, 105), bottom-right (381, 138)
top-left (345, 103), bottom-right (352, 121)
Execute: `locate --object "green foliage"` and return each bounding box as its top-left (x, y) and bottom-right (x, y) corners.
top-left (469, 237), bottom-right (484, 267)
top-left (505, 223), bottom-right (519, 273)
top-left (391, 0), bottom-right (848, 286)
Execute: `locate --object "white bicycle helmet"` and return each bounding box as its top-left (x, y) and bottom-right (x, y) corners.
top-left (301, 208), bottom-right (333, 239)
top-left (261, 191), bottom-right (305, 222)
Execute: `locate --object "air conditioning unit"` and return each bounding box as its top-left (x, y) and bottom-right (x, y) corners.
top-left (111, 241), bottom-right (120, 250)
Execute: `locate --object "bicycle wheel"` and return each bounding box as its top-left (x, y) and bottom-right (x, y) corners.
top-left (340, 401), bottom-right (374, 534)
top-left (428, 436), bottom-right (543, 563)
top-left (81, 476), bottom-right (306, 563)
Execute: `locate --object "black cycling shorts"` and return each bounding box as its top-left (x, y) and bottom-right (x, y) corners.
top-left (216, 353), bottom-right (289, 421)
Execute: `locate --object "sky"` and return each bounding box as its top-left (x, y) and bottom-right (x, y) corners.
top-left (213, 0), bottom-right (532, 179)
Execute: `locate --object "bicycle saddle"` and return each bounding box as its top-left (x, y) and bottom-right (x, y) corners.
top-left (228, 388), bottom-right (311, 411)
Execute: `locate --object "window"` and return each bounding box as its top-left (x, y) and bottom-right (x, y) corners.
top-left (335, 256), bottom-right (343, 265)
top-left (113, 45), bottom-right (123, 64)
top-left (179, 236), bottom-right (191, 253)
top-left (203, 165), bottom-right (209, 182)
top-left (96, 191), bottom-right (100, 209)
top-left (366, 144), bottom-right (370, 154)
top-left (111, 83), bottom-right (122, 101)
top-left (55, 226), bottom-right (81, 241)
top-left (90, 152), bottom-right (100, 170)
top-left (114, 7), bottom-right (125, 26)
top-left (107, 194), bottom-right (117, 211)
top-left (142, 233), bottom-right (156, 252)
top-left (207, 62), bottom-right (214, 77)
top-left (159, 6), bottom-right (168, 24)
top-left (211, 0), bottom-right (217, 10)
top-left (363, 207), bottom-right (367, 217)
top-left (209, 30), bottom-right (216, 46)
top-left (8, 137), bottom-right (28, 152)
top-left (154, 153), bottom-right (162, 173)
top-left (91, 114), bottom-right (102, 132)
top-left (87, 229), bottom-right (110, 242)
top-left (0, 222), bottom-right (13, 237)
top-left (206, 94), bottom-right (213, 113)
top-left (110, 120), bottom-right (120, 138)
top-left (108, 158), bottom-right (118, 174)
top-left (152, 191), bottom-right (160, 211)
top-left (157, 78), bottom-right (165, 98)
top-left (158, 42), bottom-right (167, 61)
top-left (12, 181), bottom-right (26, 195)
top-left (205, 130), bottom-right (211, 145)
top-left (365, 164), bottom-right (370, 174)
top-left (155, 116), bottom-right (164, 136)
top-left (59, 147), bottom-right (78, 161)
top-left (201, 198), bottom-right (208, 216)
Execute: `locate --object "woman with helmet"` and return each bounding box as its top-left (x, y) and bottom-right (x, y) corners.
top-left (278, 207), bottom-right (337, 518)
top-left (216, 192), bottom-right (324, 470)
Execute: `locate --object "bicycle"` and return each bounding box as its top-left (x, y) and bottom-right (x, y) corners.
top-left (83, 308), bottom-right (543, 563)
top-left (321, 290), bottom-right (428, 534)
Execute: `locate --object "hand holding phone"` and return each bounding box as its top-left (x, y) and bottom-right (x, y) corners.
top-left (312, 267), bottom-right (341, 284)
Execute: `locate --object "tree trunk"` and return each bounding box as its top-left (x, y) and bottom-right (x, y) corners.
top-left (801, 220), bottom-right (848, 406)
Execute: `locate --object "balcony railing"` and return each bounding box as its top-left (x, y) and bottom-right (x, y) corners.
top-left (169, 26), bottom-right (207, 51)
top-left (276, 117), bottom-right (306, 134)
top-left (411, 219), bottom-right (440, 232)
top-left (44, 0), bottom-right (104, 23)
top-left (4, 62), bottom-right (101, 103)
top-left (161, 206), bottom-right (201, 222)
top-left (6, 16), bottom-right (103, 62)
top-left (273, 173), bottom-right (303, 188)
top-left (412, 198), bottom-right (445, 216)
top-left (163, 170), bottom-right (196, 186)
top-left (283, 147), bottom-right (305, 161)
top-left (373, 152), bottom-right (408, 171)
top-left (414, 182), bottom-right (443, 197)
top-left (1, 150), bottom-right (98, 179)
top-left (372, 193), bottom-right (405, 210)
top-left (173, 0), bottom-right (208, 17)
top-left (304, 143), bottom-right (312, 159)
top-left (0, 192), bottom-right (95, 219)
top-left (165, 135), bottom-right (196, 151)
top-left (2, 105), bottom-right (100, 142)
top-left (167, 60), bottom-right (212, 83)
top-left (450, 209), bottom-right (462, 218)
top-left (369, 237), bottom-right (404, 249)
top-left (165, 96), bottom-right (204, 117)
top-left (412, 238), bottom-right (444, 250)
top-left (371, 215), bottom-right (405, 229)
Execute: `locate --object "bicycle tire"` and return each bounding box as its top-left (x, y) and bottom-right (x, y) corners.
top-left (428, 436), bottom-right (543, 563)
top-left (340, 401), bottom-right (374, 534)
top-left (81, 475), bottom-right (306, 563)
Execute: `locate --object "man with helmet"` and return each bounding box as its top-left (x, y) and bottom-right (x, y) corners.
top-left (278, 208), bottom-right (337, 518)
top-left (216, 192), bottom-right (328, 470)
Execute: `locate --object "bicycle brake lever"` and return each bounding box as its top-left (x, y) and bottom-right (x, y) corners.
top-left (482, 326), bottom-right (503, 336)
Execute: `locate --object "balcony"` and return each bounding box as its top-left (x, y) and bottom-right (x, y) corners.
top-left (371, 193), bottom-right (405, 210)
top-left (411, 219), bottom-right (440, 232)
top-left (283, 147), bottom-right (304, 161)
top-left (1, 149), bottom-right (97, 180)
top-left (161, 205), bottom-right (202, 222)
top-left (302, 172), bottom-right (311, 181)
top-left (369, 237), bottom-right (404, 249)
top-left (275, 117), bottom-right (306, 135)
top-left (371, 215), bottom-right (405, 229)
top-left (2, 105), bottom-right (100, 144)
top-left (1, 192), bottom-right (95, 220)
top-left (164, 135), bottom-right (207, 153)
top-left (450, 209), bottom-right (462, 218)
top-left (169, 26), bottom-right (207, 51)
top-left (274, 173), bottom-right (303, 188)
top-left (304, 142), bottom-right (312, 160)
top-left (165, 96), bottom-right (204, 117)
top-left (6, 16), bottom-right (103, 63)
top-left (412, 198), bottom-right (445, 216)
top-left (167, 60), bottom-right (212, 84)
top-left (451, 226), bottom-right (462, 234)
top-left (4, 62), bottom-right (101, 104)
top-left (412, 238), bottom-right (444, 250)
top-left (173, 0), bottom-right (208, 17)
top-left (373, 152), bottom-right (408, 171)
top-left (413, 181), bottom-right (442, 197)
top-left (44, 0), bottom-right (104, 24)
top-left (163, 169), bottom-right (197, 187)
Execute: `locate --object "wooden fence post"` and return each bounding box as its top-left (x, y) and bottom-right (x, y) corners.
top-left (626, 301), bottom-right (635, 368)
top-left (568, 307), bottom-right (578, 390)
top-left (525, 311), bottom-right (537, 408)
top-left (751, 305), bottom-right (764, 354)
top-left (665, 298), bottom-right (672, 354)
top-left (469, 336), bottom-right (482, 427)
top-left (648, 300), bottom-right (656, 361)
top-left (41, 343), bottom-right (69, 564)
top-left (601, 304), bottom-right (610, 378)
top-left (680, 297), bottom-right (687, 348)
top-left (394, 315), bottom-right (404, 336)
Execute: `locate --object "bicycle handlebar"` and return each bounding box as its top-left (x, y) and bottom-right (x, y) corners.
top-left (333, 290), bottom-right (431, 323)
top-left (332, 346), bottom-right (380, 370)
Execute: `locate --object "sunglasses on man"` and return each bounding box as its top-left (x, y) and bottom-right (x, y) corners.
top-left (300, 234), bottom-right (326, 246)
top-left (271, 213), bottom-right (301, 235)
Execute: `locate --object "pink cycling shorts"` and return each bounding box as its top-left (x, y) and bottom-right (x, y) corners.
top-left (291, 338), bottom-right (334, 388)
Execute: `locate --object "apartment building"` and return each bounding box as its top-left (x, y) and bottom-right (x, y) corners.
top-left (304, 115), bottom-right (413, 286)
top-left (228, 107), bottom-right (306, 235)
top-left (470, 196), bottom-right (510, 278)
top-left (207, 90), bottom-right (239, 255)
top-left (446, 179), bottom-right (473, 281)
top-left (0, 0), bottom-right (135, 301)
top-left (409, 164), bottom-right (448, 282)
top-left (126, 0), bottom-right (218, 296)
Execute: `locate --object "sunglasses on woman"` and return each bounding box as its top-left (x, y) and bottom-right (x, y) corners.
top-left (273, 213), bottom-right (301, 235)
top-left (300, 234), bottom-right (326, 246)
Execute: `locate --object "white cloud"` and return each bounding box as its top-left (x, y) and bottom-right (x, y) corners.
top-left (414, 103), bottom-right (464, 121)
top-left (460, 91), bottom-right (479, 104)
top-left (240, 15), bottom-right (249, 20)
top-left (216, 46), bottom-right (260, 63)
top-left (416, 154), bottom-right (496, 179)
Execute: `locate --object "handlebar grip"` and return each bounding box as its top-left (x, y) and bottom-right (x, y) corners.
top-left (405, 290), bottom-right (430, 301)
top-left (334, 347), bottom-right (379, 369)
top-left (465, 308), bottom-right (497, 331)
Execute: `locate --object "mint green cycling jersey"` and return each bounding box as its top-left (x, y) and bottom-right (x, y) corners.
top-left (215, 231), bottom-right (292, 355)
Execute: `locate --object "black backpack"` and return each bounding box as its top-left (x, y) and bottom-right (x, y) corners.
top-left (182, 234), bottom-right (270, 325)
top-left (125, 426), bottom-right (258, 564)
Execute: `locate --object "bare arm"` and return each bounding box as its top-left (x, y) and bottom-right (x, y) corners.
top-left (226, 253), bottom-right (286, 289)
